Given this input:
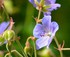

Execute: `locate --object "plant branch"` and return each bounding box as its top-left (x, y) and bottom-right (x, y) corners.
top-left (54, 36), bottom-right (63, 57)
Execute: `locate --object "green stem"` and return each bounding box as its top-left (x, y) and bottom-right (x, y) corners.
top-left (38, 8), bottom-right (41, 20)
top-left (33, 4), bottom-right (42, 57)
top-left (5, 53), bottom-right (10, 57)
top-left (61, 48), bottom-right (70, 50)
top-left (16, 39), bottom-right (27, 57)
top-left (6, 43), bottom-right (12, 57)
top-left (27, 37), bottom-right (31, 42)
top-left (11, 50), bottom-right (23, 57)
top-left (6, 43), bottom-right (9, 52)
top-left (5, 50), bottom-right (23, 57)
top-left (33, 41), bottom-right (37, 57)
top-left (54, 37), bottom-right (63, 57)
top-left (60, 51), bottom-right (63, 57)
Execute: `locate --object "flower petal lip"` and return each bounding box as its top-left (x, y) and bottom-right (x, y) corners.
top-left (48, 0), bottom-right (56, 4)
top-left (0, 22), bottom-right (9, 34)
top-left (33, 24), bottom-right (45, 38)
top-left (48, 4), bottom-right (61, 11)
top-left (51, 21), bottom-right (59, 37)
top-left (45, 0), bottom-right (56, 5)
top-left (36, 36), bottom-right (52, 50)
top-left (44, 12), bottom-right (51, 15)
top-left (42, 15), bottom-right (51, 31)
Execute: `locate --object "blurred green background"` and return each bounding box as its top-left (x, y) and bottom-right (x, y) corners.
top-left (0, 0), bottom-right (70, 57)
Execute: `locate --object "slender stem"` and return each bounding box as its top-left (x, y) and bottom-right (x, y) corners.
top-left (38, 8), bottom-right (41, 20)
top-left (5, 50), bottom-right (23, 57)
top-left (61, 48), bottom-right (70, 50)
top-left (27, 37), bottom-right (31, 42)
top-left (6, 43), bottom-right (12, 57)
top-left (33, 5), bottom-right (42, 57)
top-left (16, 39), bottom-right (28, 57)
top-left (11, 50), bottom-right (23, 57)
top-left (5, 53), bottom-right (10, 57)
top-left (54, 37), bottom-right (63, 57)
top-left (33, 41), bottom-right (37, 57)
top-left (6, 43), bottom-right (9, 52)
top-left (60, 51), bottom-right (63, 57)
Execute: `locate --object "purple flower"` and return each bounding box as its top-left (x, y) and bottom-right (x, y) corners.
top-left (29, 0), bottom-right (61, 15)
top-left (0, 22), bottom-right (9, 34)
top-left (33, 15), bottom-right (59, 49)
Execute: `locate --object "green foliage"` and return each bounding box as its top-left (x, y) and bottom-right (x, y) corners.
top-left (0, 0), bottom-right (70, 57)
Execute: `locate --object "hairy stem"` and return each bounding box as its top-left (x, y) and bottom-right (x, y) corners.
top-left (54, 37), bottom-right (63, 57)
top-left (33, 41), bottom-right (37, 57)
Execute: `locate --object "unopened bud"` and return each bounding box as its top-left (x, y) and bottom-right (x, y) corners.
top-left (3, 30), bottom-right (15, 41)
top-left (24, 42), bottom-right (33, 56)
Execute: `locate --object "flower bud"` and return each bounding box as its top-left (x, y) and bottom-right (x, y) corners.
top-left (24, 42), bottom-right (33, 56)
top-left (0, 35), bottom-right (5, 46)
top-left (24, 46), bottom-right (33, 56)
top-left (3, 30), bottom-right (15, 41)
